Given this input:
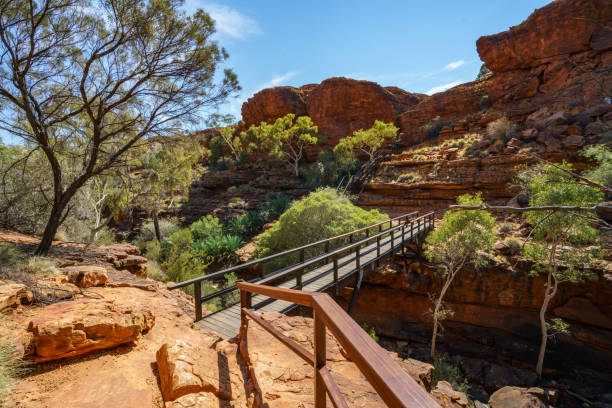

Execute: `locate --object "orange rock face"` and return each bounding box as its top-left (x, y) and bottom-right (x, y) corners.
top-left (26, 297), bottom-right (155, 362)
top-left (476, 0), bottom-right (612, 72)
top-left (240, 77), bottom-right (424, 159)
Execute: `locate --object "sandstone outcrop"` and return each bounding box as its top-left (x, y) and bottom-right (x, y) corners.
top-left (100, 243), bottom-right (148, 276)
top-left (156, 338), bottom-right (248, 406)
top-left (0, 280), bottom-right (32, 309)
top-left (61, 265), bottom-right (108, 288)
top-left (240, 77), bottom-right (424, 159)
top-left (488, 386), bottom-right (557, 408)
top-left (26, 296), bottom-right (155, 362)
top-left (432, 381), bottom-right (470, 408)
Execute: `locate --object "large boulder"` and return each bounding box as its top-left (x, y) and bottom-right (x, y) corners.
top-left (26, 297), bottom-right (154, 362)
top-left (476, 0), bottom-right (612, 72)
top-left (156, 338), bottom-right (248, 405)
top-left (61, 265), bottom-right (108, 288)
top-left (489, 386), bottom-right (555, 408)
top-left (0, 281), bottom-right (32, 309)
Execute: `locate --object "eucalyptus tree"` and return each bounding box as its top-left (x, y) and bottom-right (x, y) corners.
top-left (244, 113), bottom-right (319, 176)
top-left (0, 0), bottom-right (239, 253)
top-left (518, 162), bottom-right (603, 376)
top-left (334, 120), bottom-right (399, 161)
top-left (424, 193), bottom-right (496, 358)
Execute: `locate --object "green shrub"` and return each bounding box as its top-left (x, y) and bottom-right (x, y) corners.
top-left (23, 257), bottom-right (60, 276)
top-left (226, 211), bottom-right (265, 238)
top-left (0, 339), bottom-right (27, 405)
top-left (433, 355), bottom-right (469, 395)
top-left (361, 323), bottom-right (379, 342)
top-left (208, 135), bottom-right (226, 170)
top-left (146, 260), bottom-right (167, 281)
top-left (486, 117), bottom-right (517, 144)
top-left (189, 215), bottom-right (223, 241)
top-left (499, 222), bottom-right (513, 234)
top-left (396, 171), bottom-right (423, 183)
top-left (264, 194), bottom-right (293, 220)
top-left (504, 238), bottom-right (522, 255)
top-left (255, 188), bottom-right (388, 267)
top-left (0, 244), bottom-right (25, 268)
top-left (301, 150), bottom-right (361, 190)
top-left (144, 240), bottom-right (162, 262)
top-left (191, 234), bottom-right (244, 265)
top-left (162, 249), bottom-right (209, 285)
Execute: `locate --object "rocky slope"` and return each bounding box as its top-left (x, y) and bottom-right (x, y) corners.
top-left (230, 0), bottom-right (611, 216)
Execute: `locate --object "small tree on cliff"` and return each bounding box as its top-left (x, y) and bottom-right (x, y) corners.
top-left (518, 162), bottom-right (603, 377)
top-left (0, 0), bottom-right (239, 254)
top-left (424, 193), bottom-right (496, 358)
top-left (333, 120), bottom-right (399, 161)
top-left (245, 114), bottom-right (319, 176)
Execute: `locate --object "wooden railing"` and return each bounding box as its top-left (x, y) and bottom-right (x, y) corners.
top-left (168, 211), bottom-right (433, 320)
top-left (238, 281), bottom-right (441, 408)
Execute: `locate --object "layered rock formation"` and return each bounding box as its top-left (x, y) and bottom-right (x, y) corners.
top-left (241, 77), bottom-right (425, 158)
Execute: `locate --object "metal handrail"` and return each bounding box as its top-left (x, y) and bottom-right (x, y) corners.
top-left (171, 211), bottom-right (434, 321)
top-left (168, 211), bottom-right (416, 290)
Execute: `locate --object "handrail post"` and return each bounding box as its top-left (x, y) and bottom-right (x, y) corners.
top-left (391, 229), bottom-right (394, 249)
top-left (349, 233), bottom-right (353, 243)
top-left (356, 246), bottom-right (360, 270)
top-left (333, 253), bottom-right (339, 296)
top-left (314, 310), bottom-right (326, 408)
top-left (258, 261), bottom-right (264, 279)
top-left (194, 281), bottom-right (202, 321)
top-left (298, 249), bottom-right (305, 289)
top-left (376, 235), bottom-right (381, 266)
top-left (240, 286), bottom-right (252, 323)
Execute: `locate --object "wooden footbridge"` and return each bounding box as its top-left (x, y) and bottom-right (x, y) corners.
top-left (169, 212), bottom-right (434, 339)
top-left (169, 211), bottom-right (439, 408)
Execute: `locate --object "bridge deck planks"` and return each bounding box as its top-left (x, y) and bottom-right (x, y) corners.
top-left (195, 225), bottom-right (427, 338)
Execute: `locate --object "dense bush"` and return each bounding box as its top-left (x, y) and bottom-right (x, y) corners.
top-left (486, 117), bottom-right (518, 147)
top-left (255, 188), bottom-right (388, 267)
top-left (189, 215), bottom-right (223, 241)
top-left (422, 116), bottom-right (447, 140)
top-left (191, 234), bottom-right (244, 264)
top-left (225, 211), bottom-right (265, 238)
top-left (301, 150), bottom-right (361, 190)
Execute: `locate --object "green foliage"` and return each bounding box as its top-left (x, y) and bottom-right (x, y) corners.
top-left (396, 171), bottom-right (423, 183)
top-left (0, 338), bottom-right (28, 405)
top-left (190, 215), bottom-right (224, 241)
top-left (191, 234), bottom-right (244, 265)
top-left (264, 195), bottom-right (293, 220)
top-left (244, 114), bottom-right (319, 176)
top-left (334, 120), bottom-right (399, 160)
top-left (255, 188), bottom-right (388, 266)
top-left (425, 193), bottom-right (496, 271)
top-left (433, 355), bottom-right (470, 395)
top-left (582, 145), bottom-right (612, 189)
top-left (499, 222), bottom-right (513, 234)
top-left (226, 211), bottom-right (265, 238)
top-left (0, 244), bottom-right (25, 268)
top-left (361, 323), bottom-right (379, 342)
top-left (208, 135), bottom-right (227, 170)
top-left (24, 257), bottom-right (60, 276)
top-left (478, 94), bottom-right (490, 109)
top-left (301, 150), bottom-right (361, 189)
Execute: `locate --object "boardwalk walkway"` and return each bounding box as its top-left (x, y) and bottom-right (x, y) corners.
top-left (170, 212), bottom-right (434, 339)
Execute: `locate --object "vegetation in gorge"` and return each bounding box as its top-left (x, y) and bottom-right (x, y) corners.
top-left (334, 120), bottom-right (399, 161)
top-left (0, 335), bottom-right (27, 405)
top-left (255, 188), bottom-right (388, 268)
top-left (0, 0), bottom-right (239, 254)
top-left (242, 114), bottom-right (319, 176)
top-left (424, 193), bottom-right (496, 358)
top-left (517, 161), bottom-right (603, 377)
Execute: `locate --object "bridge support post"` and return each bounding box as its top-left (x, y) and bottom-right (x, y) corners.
top-left (333, 254), bottom-right (339, 296)
top-left (194, 281), bottom-right (202, 321)
top-left (314, 310), bottom-right (326, 408)
top-left (347, 268), bottom-right (363, 315)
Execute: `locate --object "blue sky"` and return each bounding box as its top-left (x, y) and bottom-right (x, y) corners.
top-left (184, 0), bottom-right (551, 119)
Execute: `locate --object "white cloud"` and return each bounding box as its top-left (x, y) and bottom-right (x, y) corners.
top-left (426, 81), bottom-right (462, 95)
top-left (183, 1), bottom-right (261, 40)
top-left (256, 71), bottom-right (299, 91)
top-left (444, 60), bottom-right (465, 70)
